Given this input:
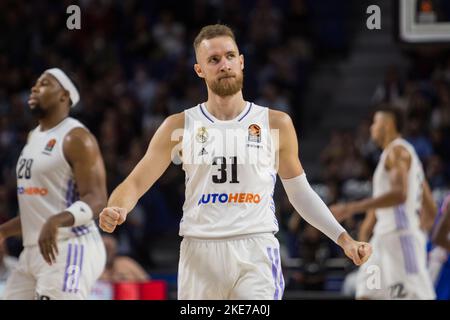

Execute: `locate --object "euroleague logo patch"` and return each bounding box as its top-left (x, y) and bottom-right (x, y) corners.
top-left (43, 138), bottom-right (57, 155)
top-left (248, 124), bottom-right (261, 143)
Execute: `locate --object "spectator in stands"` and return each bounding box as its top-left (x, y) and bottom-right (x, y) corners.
top-left (405, 115), bottom-right (434, 164)
top-left (372, 65), bottom-right (406, 107)
top-left (287, 223), bottom-right (329, 291)
top-left (431, 82), bottom-right (450, 130)
top-left (256, 82), bottom-right (291, 113)
top-left (99, 234), bottom-right (149, 283)
top-left (426, 155), bottom-right (447, 189)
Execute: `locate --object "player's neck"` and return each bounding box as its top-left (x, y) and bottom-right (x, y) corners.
top-left (205, 92), bottom-right (246, 121)
top-left (382, 132), bottom-right (401, 149)
top-left (39, 109), bottom-right (69, 131)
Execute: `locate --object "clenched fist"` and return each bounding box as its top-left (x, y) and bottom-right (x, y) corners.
top-left (343, 241), bottom-right (372, 266)
top-left (99, 207), bottom-right (128, 233)
top-left (337, 232), bottom-right (372, 266)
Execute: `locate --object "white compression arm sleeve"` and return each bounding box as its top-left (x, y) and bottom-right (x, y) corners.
top-left (281, 173), bottom-right (346, 244)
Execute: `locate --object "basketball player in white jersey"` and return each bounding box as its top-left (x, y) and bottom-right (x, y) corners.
top-left (428, 194), bottom-right (450, 300)
top-left (99, 24), bottom-right (371, 300)
top-left (331, 105), bottom-right (437, 299)
top-left (433, 194), bottom-right (450, 251)
top-left (0, 68), bottom-right (106, 299)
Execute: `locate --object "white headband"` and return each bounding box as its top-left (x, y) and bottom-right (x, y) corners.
top-left (44, 68), bottom-right (80, 107)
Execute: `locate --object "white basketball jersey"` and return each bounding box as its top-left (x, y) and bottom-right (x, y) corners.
top-left (17, 117), bottom-right (98, 246)
top-left (373, 138), bottom-right (424, 235)
top-left (180, 102), bottom-right (279, 238)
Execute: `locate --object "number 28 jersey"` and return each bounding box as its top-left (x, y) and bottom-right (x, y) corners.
top-left (17, 118), bottom-right (97, 246)
top-left (180, 102), bottom-right (279, 238)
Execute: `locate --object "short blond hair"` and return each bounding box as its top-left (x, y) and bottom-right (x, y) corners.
top-left (193, 24), bottom-right (236, 51)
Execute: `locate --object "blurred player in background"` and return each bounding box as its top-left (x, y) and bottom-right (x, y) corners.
top-left (428, 194), bottom-right (450, 300)
top-left (432, 194), bottom-right (450, 250)
top-left (332, 105), bottom-right (436, 299)
top-left (0, 68), bottom-right (106, 299)
top-left (99, 24), bottom-right (371, 300)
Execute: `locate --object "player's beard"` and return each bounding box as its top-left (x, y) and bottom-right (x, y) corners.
top-left (208, 72), bottom-right (244, 97)
top-left (30, 103), bottom-right (48, 119)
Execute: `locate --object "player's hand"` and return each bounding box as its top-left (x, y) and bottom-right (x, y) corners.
top-left (337, 232), bottom-right (372, 266)
top-left (38, 217), bottom-right (60, 265)
top-left (99, 207), bottom-right (127, 233)
top-left (345, 241), bottom-right (372, 266)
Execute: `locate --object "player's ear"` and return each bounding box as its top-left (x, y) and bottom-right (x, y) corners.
top-left (194, 63), bottom-right (204, 79)
top-left (61, 90), bottom-right (70, 104)
top-left (240, 54), bottom-right (244, 70)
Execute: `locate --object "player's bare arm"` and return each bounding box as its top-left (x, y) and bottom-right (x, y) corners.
top-left (270, 110), bottom-right (372, 266)
top-left (358, 210), bottom-right (376, 242)
top-left (0, 133), bottom-right (34, 242)
top-left (331, 145), bottom-right (410, 221)
top-left (0, 217), bottom-right (22, 246)
top-left (270, 109), bottom-right (303, 179)
top-left (99, 112), bottom-right (185, 233)
top-left (433, 202), bottom-right (450, 250)
top-left (38, 127), bottom-right (107, 265)
top-left (420, 179), bottom-right (437, 232)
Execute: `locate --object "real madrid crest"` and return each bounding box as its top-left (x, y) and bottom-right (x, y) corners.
top-left (196, 126), bottom-right (209, 143)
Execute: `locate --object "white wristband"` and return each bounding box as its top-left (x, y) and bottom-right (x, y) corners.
top-left (66, 201), bottom-right (94, 227)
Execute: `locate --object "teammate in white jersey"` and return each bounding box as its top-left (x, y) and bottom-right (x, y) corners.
top-left (428, 194), bottom-right (450, 300)
top-left (432, 195), bottom-right (450, 251)
top-left (0, 68), bottom-right (107, 299)
top-left (331, 105), bottom-right (437, 299)
top-left (99, 24), bottom-right (371, 300)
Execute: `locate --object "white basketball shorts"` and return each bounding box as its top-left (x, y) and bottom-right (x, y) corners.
top-left (3, 231), bottom-right (106, 300)
top-left (355, 230), bottom-right (436, 299)
top-left (178, 233), bottom-right (284, 300)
